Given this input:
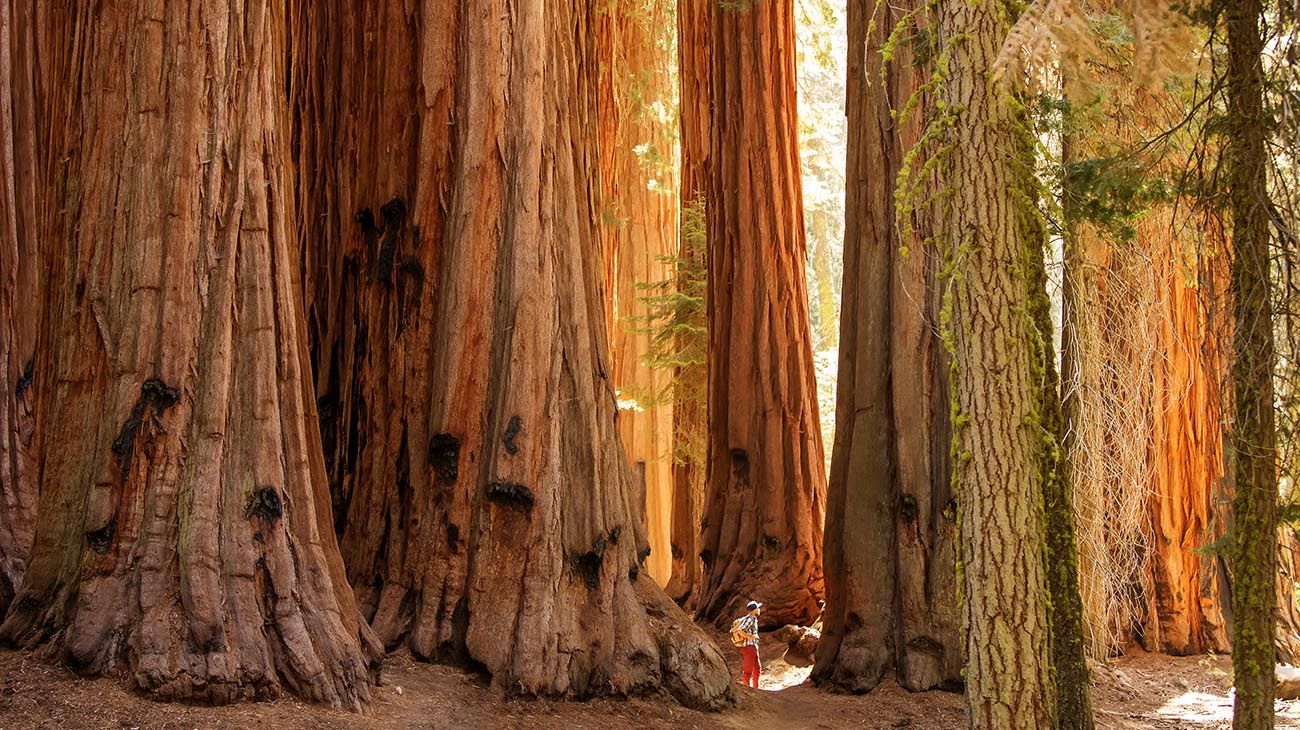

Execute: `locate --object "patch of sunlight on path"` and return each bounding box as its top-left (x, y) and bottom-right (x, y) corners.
top-left (758, 655), bottom-right (813, 691)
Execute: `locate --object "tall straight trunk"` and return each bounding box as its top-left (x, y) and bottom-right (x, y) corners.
top-left (289, 0), bottom-right (456, 653)
top-left (1029, 189), bottom-right (1094, 729)
top-left (0, 0), bottom-right (39, 614)
top-left (0, 2), bottom-right (380, 707)
top-left (597, 0), bottom-right (678, 587)
top-left (292, 1), bottom-right (732, 707)
top-left (938, 0), bottom-right (1055, 724)
top-left (813, 0), bottom-right (960, 694)
top-left (697, 0), bottom-right (826, 629)
top-left (1225, 0), bottom-right (1277, 721)
top-left (667, 0), bottom-right (711, 610)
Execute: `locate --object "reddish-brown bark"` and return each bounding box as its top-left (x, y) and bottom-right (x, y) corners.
top-left (697, 0), bottom-right (826, 628)
top-left (813, 0), bottom-right (961, 693)
top-left (0, 0), bottom-right (39, 614)
top-left (0, 2), bottom-right (380, 707)
top-left (291, 1), bottom-right (732, 707)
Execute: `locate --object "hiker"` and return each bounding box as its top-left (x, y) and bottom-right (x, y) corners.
top-left (731, 600), bottom-right (762, 688)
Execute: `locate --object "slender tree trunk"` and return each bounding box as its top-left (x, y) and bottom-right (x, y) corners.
top-left (938, 0), bottom-right (1055, 724)
top-left (597, 0), bottom-right (678, 587)
top-left (0, 0), bottom-right (39, 614)
top-left (0, 2), bottom-right (381, 707)
top-left (697, 0), bottom-right (826, 629)
top-left (1225, 0), bottom-right (1277, 720)
top-left (667, 0), bottom-right (711, 610)
top-left (813, 0), bottom-right (961, 693)
top-left (292, 0), bottom-right (733, 707)
top-left (1030, 189), bottom-right (1094, 730)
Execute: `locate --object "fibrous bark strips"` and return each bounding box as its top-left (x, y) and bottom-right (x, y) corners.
top-left (697, 0), bottom-right (827, 630)
top-left (290, 0), bottom-right (732, 709)
top-left (0, 1), bottom-right (380, 708)
top-left (813, 0), bottom-right (961, 695)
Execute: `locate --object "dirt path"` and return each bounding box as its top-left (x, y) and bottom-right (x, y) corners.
top-left (0, 639), bottom-right (1296, 729)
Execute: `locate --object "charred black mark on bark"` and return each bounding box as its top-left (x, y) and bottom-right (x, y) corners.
top-left (380, 197), bottom-right (407, 227)
top-left (629, 564), bottom-right (640, 582)
top-left (900, 494), bottom-right (919, 523)
top-left (571, 535), bottom-right (609, 590)
top-left (638, 544), bottom-right (652, 563)
top-left (110, 378), bottom-right (181, 475)
top-left (729, 448), bottom-right (750, 483)
top-left (398, 256), bottom-right (424, 282)
top-left (14, 358), bottom-right (33, 398)
top-left (372, 198), bottom-right (406, 284)
top-left (75, 279), bottom-right (85, 299)
top-left (246, 486), bottom-right (284, 524)
top-left (15, 594), bottom-right (41, 615)
top-left (447, 523), bottom-right (461, 554)
top-left (85, 517), bottom-right (116, 554)
top-left (608, 525), bottom-right (622, 545)
top-left (429, 433), bottom-right (460, 482)
top-left (502, 416), bottom-right (522, 455)
top-left (255, 556), bottom-right (277, 626)
top-left (700, 549), bottom-right (714, 570)
top-left (356, 208), bottom-right (380, 239)
top-left (671, 542), bottom-right (684, 559)
top-left (486, 482), bottom-right (534, 514)
top-left (342, 252), bottom-right (362, 275)
top-left (762, 535), bottom-right (781, 553)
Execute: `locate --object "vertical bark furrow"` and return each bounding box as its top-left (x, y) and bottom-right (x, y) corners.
top-left (0, 0), bottom-right (40, 615)
top-left (698, 0), bottom-right (827, 630)
top-left (939, 0), bottom-right (1055, 725)
top-left (0, 1), bottom-right (379, 708)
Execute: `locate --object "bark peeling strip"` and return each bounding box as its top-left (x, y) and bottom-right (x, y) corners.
top-left (485, 482), bottom-right (534, 514)
top-left (502, 416), bottom-right (522, 455)
top-left (110, 377), bottom-right (181, 474)
top-left (14, 358), bottom-right (33, 397)
top-left (429, 433), bottom-right (460, 482)
top-left (246, 486), bottom-right (284, 524)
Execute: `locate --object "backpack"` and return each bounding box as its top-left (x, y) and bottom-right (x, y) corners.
top-left (730, 617), bottom-right (747, 647)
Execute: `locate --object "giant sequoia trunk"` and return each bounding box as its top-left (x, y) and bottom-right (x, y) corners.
top-left (697, 0), bottom-right (826, 629)
top-left (0, 2), bottom-right (380, 707)
top-left (813, 0), bottom-right (960, 694)
top-left (938, 0), bottom-right (1056, 724)
top-left (291, 1), bottom-right (732, 707)
top-left (0, 0), bottom-right (39, 614)
top-left (596, 0), bottom-right (678, 587)
top-left (665, 0), bottom-right (711, 610)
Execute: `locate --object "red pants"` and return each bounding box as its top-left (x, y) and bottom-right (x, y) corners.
top-left (740, 645), bottom-right (761, 688)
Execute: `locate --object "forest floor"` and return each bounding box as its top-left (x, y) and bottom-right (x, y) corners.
top-left (0, 631), bottom-right (1297, 729)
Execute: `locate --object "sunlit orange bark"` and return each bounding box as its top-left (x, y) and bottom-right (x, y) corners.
top-left (597, 0), bottom-right (678, 586)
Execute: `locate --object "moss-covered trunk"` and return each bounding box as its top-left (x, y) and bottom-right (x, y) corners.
top-left (1225, 0), bottom-right (1277, 721)
top-left (813, 0), bottom-right (961, 694)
